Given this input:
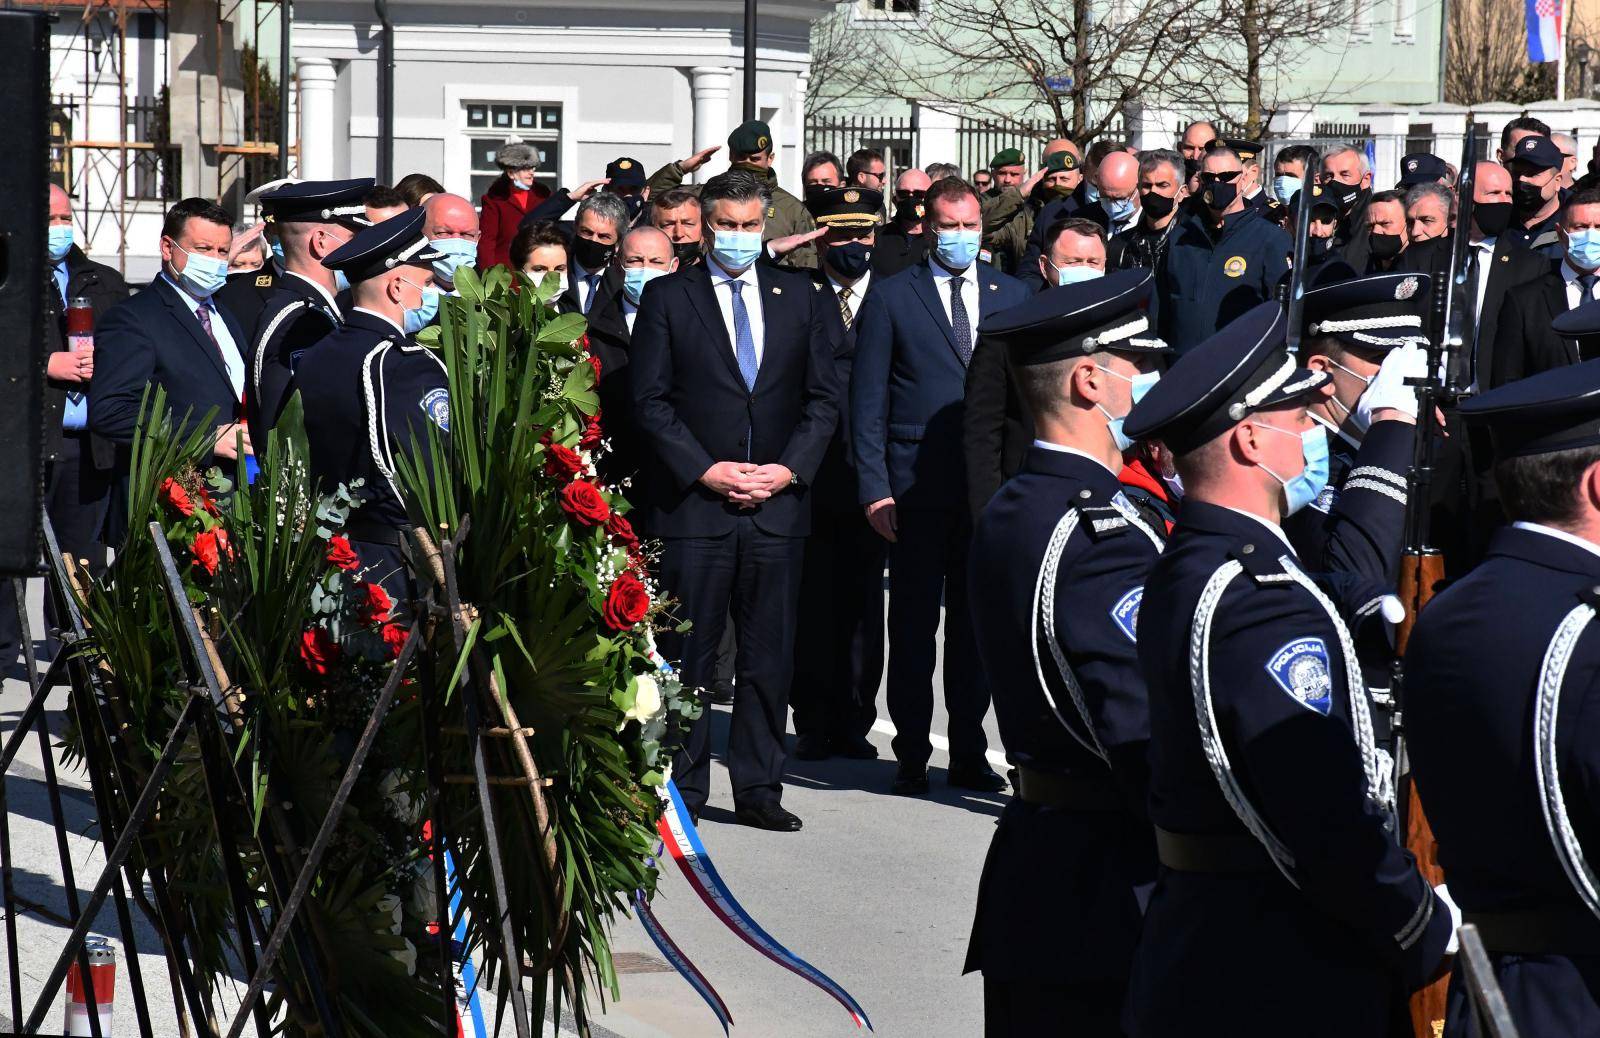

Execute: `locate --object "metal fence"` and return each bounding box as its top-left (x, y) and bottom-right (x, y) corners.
top-left (804, 115), bottom-right (919, 185)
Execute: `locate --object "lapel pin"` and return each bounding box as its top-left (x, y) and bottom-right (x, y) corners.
top-left (987, 283), bottom-right (997, 291)
top-left (772, 286), bottom-right (782, 295)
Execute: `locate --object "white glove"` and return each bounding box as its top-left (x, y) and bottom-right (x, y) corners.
top-left (1353, 344), bottom-right (1428, 433)
top-left (1434, 882), bottom-right (1462, 955)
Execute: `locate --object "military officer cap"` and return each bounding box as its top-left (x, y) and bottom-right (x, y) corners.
top-left (260, 178), bottom-right (376, 227)
top-left (321, 207), bottom-right (446, 283)
top-left (245, 176), bottom-right (300, 209)
top-left (1397, 153), bottom-right (1448, 187)
top-left (991, 147), bottom-right (1026, 170)
top-left (979, 269), bottom-right (1169, 366)
top-left (805, 186), bottom-right (883, 227)
top-left (606, 156), bottom-right (646, 188)
top-left (1510, 134), bottom-right (1563, 169)
top-left (1461, 357), bottom-right (1600, 458)
top-left (1043, 150), bottom-right (1080, 173)
top-left (1301, 261), bottom-right (1431, 351)
top-left (1124, 302), bottom-right (1330, 453)
top-left (728, 120), bottom-right (773, 155)
top-left (1207, 137), bottom-right (1263, 163)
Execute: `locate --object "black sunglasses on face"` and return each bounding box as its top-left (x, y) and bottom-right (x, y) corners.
top-left (1199, 170), bottom-right (1242, 184)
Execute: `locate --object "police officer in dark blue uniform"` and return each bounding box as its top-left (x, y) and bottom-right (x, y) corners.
top-left (1284, 262), bottom-right (1430, 583)
top-left (294, 208), bottom-right (448, 599)
top-left (213, 177), bottom-right (298, 333)
top-left (1406, 357), bottom-right (1600, 1036)
top-left (1121, 303), bottom-right (1455, 1036)
top-left (964, 270), bottom-right (1169, 1035)
top-left (244, 178), bottom-right (373, 440)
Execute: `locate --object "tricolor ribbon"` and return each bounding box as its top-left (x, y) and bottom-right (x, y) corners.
top-left (444, 848), bottom-right (489, 1038)
top-left (634, 883), bottom-right (733, 1033)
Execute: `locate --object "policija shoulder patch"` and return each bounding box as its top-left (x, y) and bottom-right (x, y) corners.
top-left (1266, 637), bottom-right (1332, 716)
top-left (1110, 586), bottom-right (1143, 643)
top-left (420, 388), bottom-right (451, 433)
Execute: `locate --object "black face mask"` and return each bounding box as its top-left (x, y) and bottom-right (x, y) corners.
top-left (1368, 232), bottom-right (1404, 260)
top-left (1307, 237), bottom-right (1332, 261)
top-left (1323, 180), bottom-right (1365, 215)
top-left (1513, 181), bottom-right (1546, 213)
top-left (1474, 201), bottom-right (1514, 236)
top-left (1140, 191), bottom-right (1176, 220)
top-left (621, 194), bottom-right (644, 220)
top-left (893, 193), bottom-right (926, 223)
top-left (1183, 156), bottom-right (1201, 180)
top-left (572, 235), bottom-right (614, 272)
top-left (671, 239), bottom-right (702, 266)
top-left (826, 241), bottom-right (873, 280)
top-left (1201, 181), bottom-right (1238, 212)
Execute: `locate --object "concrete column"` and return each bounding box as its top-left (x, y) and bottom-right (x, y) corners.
top-left (788, 73), bottom-right (807, 198)
top-left (1123, 101), bottom-right (1177, 152)
top-left (1268, 103), bottom-right (1316, 139)
top-left (914, 102), bottom-right (959, 169)
top-left (1360, 105), bottom-right (1410, 188)
top-left (297, 57), bottom-right (337, 182)
top-left (691, 66), bottom-right (733, 183)
top-left (1417, 104), bottom-right (1469, 169)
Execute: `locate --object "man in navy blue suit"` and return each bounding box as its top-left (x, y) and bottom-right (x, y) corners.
top-left (92, 197), bottom-right (252, 538)
top-left (631, 169), bottom-right (839, 831)
top-left (850, 176), bottom-right (1030, 795)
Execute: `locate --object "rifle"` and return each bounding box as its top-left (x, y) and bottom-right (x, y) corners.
top-left (1395, 124), bottom-right (1476, 1038)
top-left (1284, 181), bottom-right (1318, 356)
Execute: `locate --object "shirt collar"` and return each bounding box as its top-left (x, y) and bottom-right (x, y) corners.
top-left (1511, 521), bottom-right (1600, 561)
top-left (826, 268), bottom-right (870, 295)
top-left (708, 255), bottom-right (759, 287)
top-left (1562, 259), bottom-right (1594, 284)
top-left (929, 259), bottom-right (972, 283)
top-left (1031, 439), bottom-right (1117, 474)
top-left (352, 305), bottom-right (407, 337)
top-left (285, 269), bottom-right (341, 314)
top-left (159, 271), bottom-right (208, 313)
top-left (1220, 504), bottom-right (1295, 551)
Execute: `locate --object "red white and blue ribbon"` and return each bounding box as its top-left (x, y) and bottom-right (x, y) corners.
top-left (655, 779), bottom-right (873, 1030)
top-left (444, 848), bottom-right (490, 1038)
top-left (634, 882), bottom-right (733, 1033)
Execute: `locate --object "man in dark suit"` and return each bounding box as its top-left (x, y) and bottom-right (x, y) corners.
top-left (92, 197), bottom-right (251, 536)
top-left (851, 176), bottom-right (1030, 796)
top-left (790, 186), bottom-right (886, 762)
top-left (874, 168), bottom-right (931, 279)
top-left (1491, 186), bottom-right (1600, 387)
top-left (631, 169), bottom-right (839, 831)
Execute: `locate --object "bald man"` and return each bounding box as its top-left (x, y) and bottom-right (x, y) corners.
top-left (876, 167), bottom-right (933, 277)
top-left (1089, 151), bottom-right (1140, 235)
top-left (1178, 120), bottom-right (1218, 181)
top-left (588, 224), bottom-right (677, 484)
top-left (422, 193), bottom-right (482, 290)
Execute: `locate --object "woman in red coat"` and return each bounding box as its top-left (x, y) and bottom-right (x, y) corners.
top-left (477, 137), bottom-right (551, 272)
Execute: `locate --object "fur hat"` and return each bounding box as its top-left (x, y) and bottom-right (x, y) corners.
top-left (495, 136), bottom-right (539, 170)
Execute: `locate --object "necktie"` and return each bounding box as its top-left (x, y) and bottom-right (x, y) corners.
top-left (1456, 245), bottom-right (1484, 388)
top-left (949, 275), bottom-right (972, 365)
top-left (729, 280), bottom-right (759, 391)
top-left (195, 301), bottom-right (219, 346)
top-left (584, 273), bottom-right (601, 314)
top-left (1580, 273), bottom-right (1598, 305)
top-left (837, 285), bottom-right (854, 330)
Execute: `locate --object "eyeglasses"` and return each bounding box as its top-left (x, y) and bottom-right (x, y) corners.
top-left (894, 190), bottom-right (926, 202)
top-left (861, 170), bottom-right (887, 181)
top-left (1198, 170), bottom-right (1242, 184)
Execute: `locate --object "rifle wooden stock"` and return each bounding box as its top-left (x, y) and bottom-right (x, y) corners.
top-left (1398, 547), bottom-right (1449, 1038)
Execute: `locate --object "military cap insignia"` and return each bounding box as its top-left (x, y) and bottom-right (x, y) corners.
top-left (618, 159), bottom-right (633, 169)
top-left (1524, 137), bottom-right (1537, 151)
top-left (1223, 256), bottom-right (1247, 278)
top-left (1110, 586), bottom-right (1143, 643)
top-left (757, 135), bottom-right (770, 149)
top-left (844, 189), bottom-right (859, 203)
top-left (1395, 276), bottom-right (1420, 300)
top-left (1406, 159), bottom-right (1418, 172)
top-left (420, 387), bottom-right (451, 432)
top-left (1266, 637), bottom-right (1333, 716)
top-left (255, 275), bottom-right (274, 287)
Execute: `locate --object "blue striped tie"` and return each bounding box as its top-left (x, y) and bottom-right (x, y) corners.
top-left (730, 280), bottom-right (758, 391)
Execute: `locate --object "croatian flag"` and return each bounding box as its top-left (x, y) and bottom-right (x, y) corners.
top-left (1528, 0), bottom-right (1562, 63)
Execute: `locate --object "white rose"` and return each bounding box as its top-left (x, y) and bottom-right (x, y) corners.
top-left (625, 673), bottom-right (664, 725)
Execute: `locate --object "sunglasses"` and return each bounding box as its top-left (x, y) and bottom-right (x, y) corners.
top-left (1198, 170), bottom-right (1242, 184)
top-left (894, 190), bottom-right (927, 202)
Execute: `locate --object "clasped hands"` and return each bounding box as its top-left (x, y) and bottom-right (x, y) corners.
top-left (701, 460), bottom-right (793, 509)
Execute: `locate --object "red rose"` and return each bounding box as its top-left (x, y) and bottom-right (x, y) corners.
top-left (580, 412), bottom-right (604, 451)
top-left (299, 626), bottom-right (342, 676)
top-left (326, 535), bottom-right (361, 572)
top-left (587, 354), bottom-right (603, 381)
top-left (602, 572), bottom-right (650, 630)
top-left (579, 333), bottom-right (592, 353)
top-left (559, 480), bottom-right (610, 527)
top-left (381, 622), bottom-right (409, 659)
top-left (543, 443), bottom-right (584, 481)
top-left (191, 528), bottom-right (230, 576)
top-left (358, 581), bottom-right (393, 625)
top-left (605, 512), bottom-right (639, 548)
top-left (196, 486), bottom-right (220, 516)
top-left (160, 478), bottom-right (195, 517)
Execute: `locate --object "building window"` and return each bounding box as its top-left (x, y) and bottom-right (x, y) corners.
top-left (1350, 0), bottom-right (1371, 38)
top-left (1393, 0), bottom-right (1415, 39)
top-left (463, 101), bottom-right (561, 200)
top-left (856, 0), bottom-right (920, 19)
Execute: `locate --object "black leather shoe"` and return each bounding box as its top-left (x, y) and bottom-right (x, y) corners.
top-left (735, 803), bottom-right (803, 832)
top-left (833, 733), bottom-right (879, 760)
top-left (793, 733), bottom-right (834, 761)
top-left (707, 687), bottom-right (735, 706)
top-left (891, 765), bottom-right (930, 796)
top-left (947, 760), bottom-right (1008, 793)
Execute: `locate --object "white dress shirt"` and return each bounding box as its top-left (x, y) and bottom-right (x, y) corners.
top-left (929, 260), bottom-right (980, 352)
top-left (826, 268), bottom-right (872, 321)
top-left (1512, 521), bottom-right (1600, 561)
top-left (1562, 259), bottom-right (1600, 310)
top-left (285, 269), bottom-right (343, 316)
top-left (1031, 438), bottom-right (1116, 474)
top-left (707, 257), bottom-right (766, 365)
top-left (352, 306), bottom-right (408, 338)
top-left (623, 297), bottom-right (639, 334)
top-left (1222, 504), bottom-right (1296, 552)
top-left (1469, 236), bottom-right (1496, 323)
top-left (162, 272), bottom-right (245, 399)
top-left (572, 261), bottom-right (603, 314)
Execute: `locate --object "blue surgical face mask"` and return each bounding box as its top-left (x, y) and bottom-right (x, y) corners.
top-left (1272, 175), bottom-right (1303, 203)
top-left (1255, 421), bottom-right (1330, 515)
top-left (1084, 182), bottom-right (1101, 204)
top-left (934, 229), bottom-right (982, 270)
top-left (1095, 365), bottom-right (1161, 452)
top-left (1102, 196), bottom-right (1135, 224)
top-left (47, 225), bottom-right (74, 264)
top-left (332, 268), bottom-right (351, 295)
top-left (1567, 227), bottom-right (1600, 271)
top-left (1054, 264), bottom-right (1103, 287)
top-left (623, 266), bottom-right (667, 306)
top-left (710, 229), bottom-right (764, 272)
top-left (171, 242), bottom-right (229, 299)
top-left (431, 237), bottom-right (478, 284)
top-left (400, 278), bottom-right (441, 335)
top-left (270, 238), bottom-right (285, 264)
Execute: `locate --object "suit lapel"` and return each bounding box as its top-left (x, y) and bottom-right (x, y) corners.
top-left (976, 264), bottom-right (1007, 321)
top-left (909, 262), bottom-right (959, 355)
top-left (1547, 271), bottom-right (1580, 364)
top-left (685, 265), bottom-right (747, 389)
top-left (155, 276), bottom-right (233, 389)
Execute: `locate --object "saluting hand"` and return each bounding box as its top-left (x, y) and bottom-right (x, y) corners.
top-left (766, 227), bottom-right (827, 258)
top-left (680, 146), bottom-right (721, 173)
top-left (570, 179), bottom-right (611, 201)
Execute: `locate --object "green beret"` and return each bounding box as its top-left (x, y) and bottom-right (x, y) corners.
top-left (1043, 151), bottom-right (1079, 173)
top-left (728, 120), bottom-right (774, 155)
top-left (990, 147), bottom-right (1025, 169)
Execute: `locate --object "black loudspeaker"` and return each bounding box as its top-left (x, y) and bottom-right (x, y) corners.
top-left (0, 11), bottom-right (48, 575)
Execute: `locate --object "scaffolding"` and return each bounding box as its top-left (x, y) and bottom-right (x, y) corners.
top-left (28, 0), bottom-right (296, 272)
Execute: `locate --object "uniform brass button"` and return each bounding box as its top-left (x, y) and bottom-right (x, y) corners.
top-left (1079, 489), bottom-right (1092, 500)
top-left (1241, 543), bottom-right (1255, 555)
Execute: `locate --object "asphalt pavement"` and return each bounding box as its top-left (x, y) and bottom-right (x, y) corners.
top-left (0, 575), bottom-right (1004, 1037)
